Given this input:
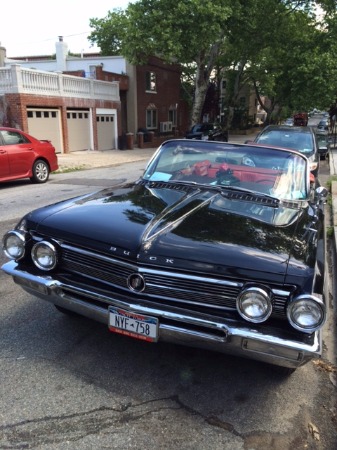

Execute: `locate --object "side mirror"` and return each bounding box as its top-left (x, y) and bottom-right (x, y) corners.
top-left (315, 186), bottom-right (328, 203)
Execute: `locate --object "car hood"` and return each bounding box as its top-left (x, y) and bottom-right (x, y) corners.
top-left (25, 181), bottom-right (314, 283)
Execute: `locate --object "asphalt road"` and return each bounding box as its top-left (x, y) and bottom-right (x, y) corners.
top-left (0, 151), bottom-right (336, 449)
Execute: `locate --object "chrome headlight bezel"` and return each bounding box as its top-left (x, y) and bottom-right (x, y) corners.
top-left (2, 230), bottom-right (26, 260)
top-left (287, 295), bottom-right (326, 333)
top-left (31, 241), bottom-right (58, 271)
top-left (236, 287), bottom-right (273, 323)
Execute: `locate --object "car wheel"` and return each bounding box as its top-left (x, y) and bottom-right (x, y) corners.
top-left (30, 159), bottom-right (50, 183)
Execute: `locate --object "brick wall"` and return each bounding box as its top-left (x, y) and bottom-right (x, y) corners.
top-left (95, 66), bottom-right (129, 91)
top-left (0, 93), bottom-right (121, 152)
top-left (136, 56), bottom-right (187, 136)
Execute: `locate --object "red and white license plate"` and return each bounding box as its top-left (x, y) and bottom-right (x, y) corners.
top-left (108, 307), bottom-right (158, 342)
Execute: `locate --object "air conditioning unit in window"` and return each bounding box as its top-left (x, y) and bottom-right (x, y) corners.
top-left (160, 122), bottom-right (168, 132)
top-left (160, 121), bottom-right (173, 132)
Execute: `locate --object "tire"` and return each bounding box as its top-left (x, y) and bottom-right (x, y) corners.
top-left (30, 159), bottom-right (50, 183)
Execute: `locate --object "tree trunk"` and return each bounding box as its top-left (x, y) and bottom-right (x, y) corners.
top-left (190, 41), bottom-right (223, 127)
top-left (191, 65), bottom-right (209, 125)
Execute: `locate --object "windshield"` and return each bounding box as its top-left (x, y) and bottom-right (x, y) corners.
top-left (143, 140), bottom-right (309, 200)
top-left (316, 135), bottom-right (328, 147)
top-left (256, 129), bottom-right (314, 156)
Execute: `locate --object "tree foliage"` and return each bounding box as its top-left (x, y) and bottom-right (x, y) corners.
top-left (89, 0), bottom-right (337, 128)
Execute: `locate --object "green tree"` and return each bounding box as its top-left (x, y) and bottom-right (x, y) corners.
top-left (89, 0), bottom-right (238, 126)
top-left (221, 0), bottom-right (337, 123)
top-left (89, 0), bottom-right (337, 128)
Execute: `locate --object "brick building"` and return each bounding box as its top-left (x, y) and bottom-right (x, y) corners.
top-left (0, 38), bottom-right (188, 153)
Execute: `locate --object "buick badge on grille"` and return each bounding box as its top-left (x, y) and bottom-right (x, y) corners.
top-left (127, 274), bottom-right (146, 292)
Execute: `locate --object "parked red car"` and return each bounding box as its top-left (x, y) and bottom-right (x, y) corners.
top-left (0, 127), bottom-right (58, 183)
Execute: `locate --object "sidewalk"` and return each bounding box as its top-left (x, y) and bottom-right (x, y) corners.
top-left (56, 146), bottom-right (156, 172)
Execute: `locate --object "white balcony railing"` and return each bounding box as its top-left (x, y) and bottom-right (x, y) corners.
top-left (0, 65), bottom-right (120, 101)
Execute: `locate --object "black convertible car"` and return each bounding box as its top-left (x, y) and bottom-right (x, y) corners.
top-left (1, 139), bottom-right (328, 373)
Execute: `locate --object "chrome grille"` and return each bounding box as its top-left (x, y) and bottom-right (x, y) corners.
top-left (58, 243), bottom-right (290, 318)
top-left (62, 247), bottom-right (133, 289)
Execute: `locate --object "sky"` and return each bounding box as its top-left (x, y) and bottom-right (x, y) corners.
top-left (2, 0), bottom-right (131, 57)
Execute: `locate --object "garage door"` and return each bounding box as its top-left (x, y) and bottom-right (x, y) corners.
top-left (67, 110), bottom-right (91, 152)
top-left (97, 114), bottom-right (115, 150)
top-left (27, 109), bottom-right (63, 153)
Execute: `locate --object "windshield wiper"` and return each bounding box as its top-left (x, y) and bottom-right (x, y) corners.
top-left (213, 184), bottom-right (280, 205)
top-left (146, 179), bottom-right (280, 205)
top-left (164, 180), bottom-right (199, 186)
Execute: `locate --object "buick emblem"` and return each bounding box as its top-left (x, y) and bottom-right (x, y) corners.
top-left (127, 273), bottom-right (146, 292)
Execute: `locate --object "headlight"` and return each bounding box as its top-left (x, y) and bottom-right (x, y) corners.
top-left (287, 295), bottom-right (326, 333)
top-left (31, 241), bottom-right (57, 271)
top-left (2, 231), bottom-right (26, 260)
top-left (237, 287), bottom-right (272, 323)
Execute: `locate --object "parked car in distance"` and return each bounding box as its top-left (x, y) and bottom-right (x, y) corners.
top-left (317, 119), bottom-right (329, 133)
top-left (0, 127), bottom-right (58, 183)
top-left (250, 125), bottom-right (320, 179)
top-left (2, 139), bottom-right (328, 374)
top-left (293, 112), bottom-right (308, 126)
top-left (316, 132), bottom-right (330, 160)
top-left (282, 118), bottom-right (293, 126)
top-left (185, 123), bottom-right (228, 141)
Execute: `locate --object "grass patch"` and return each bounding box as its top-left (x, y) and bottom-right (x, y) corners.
top-left (54, 165), bottom-right (87, 174)
top-left (326, 175), bottom-right (337, 191)
top-left (327, 226), bottom-right (334, 238)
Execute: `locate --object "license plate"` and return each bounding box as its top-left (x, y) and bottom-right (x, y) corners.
top-left (108, 307), bottom-right (158, 342)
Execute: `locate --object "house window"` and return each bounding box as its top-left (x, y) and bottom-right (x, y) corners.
top-left (168, 106), bottom-right (177, 126)
top-left (146, 105), bottom-right (157, 129)
top-left (145, 71), bottom-right (157, 92)
top-left (89, 65), bottom-right (96, 79)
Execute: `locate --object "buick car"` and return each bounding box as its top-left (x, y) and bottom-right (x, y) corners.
top-left (1, 139), bottom-right (328, 374)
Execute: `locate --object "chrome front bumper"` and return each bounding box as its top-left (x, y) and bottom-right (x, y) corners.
top-left (2, 261), bottom-right (322, 369)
